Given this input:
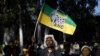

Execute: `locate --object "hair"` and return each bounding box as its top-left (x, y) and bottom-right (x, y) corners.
top-left (41, 34), bottom-right (58, 49)
top-left (81, 45), bottom-right (92, 52)
top-left (80, 45), bottom-right (92, 56)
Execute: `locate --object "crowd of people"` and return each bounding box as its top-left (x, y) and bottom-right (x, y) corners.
top-left (2, 34), bottom-right (100, 56)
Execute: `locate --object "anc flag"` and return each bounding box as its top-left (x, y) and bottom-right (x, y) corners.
top-left (38, 4), bottom-right (77, 35)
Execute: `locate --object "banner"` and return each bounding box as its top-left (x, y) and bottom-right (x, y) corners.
top-left (39, 4), bottom-right (77, 35)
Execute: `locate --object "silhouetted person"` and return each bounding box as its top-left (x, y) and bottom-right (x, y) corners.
top-left (3, 41), bottom-right (14, 56)
top-left (28, 37), bottom-right (38, 56)
top-left (13, 40), bottom-right (20, 56)
top-left (95, 45), bottom-right (100, 56)
top-left (63, 42), bottom-right (70, 56)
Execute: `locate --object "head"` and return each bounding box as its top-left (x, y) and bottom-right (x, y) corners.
top-left (96, 45), bottom-right (100, 51)
top-left (43, 34), bottom-right (57, 48)
top-left (9, 41), bottom-right (13, 46)
top-left (14, 40), bottom-right (19, 46)
top-left (23, 48), bottom-right (28, 55)
top-left (81, 45), bottom-right (91, 56)
top-left (46, 37), bottom-right (54, 48)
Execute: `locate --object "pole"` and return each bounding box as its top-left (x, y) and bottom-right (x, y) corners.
top-left (44, 28), bottom-right (49, 35)
top-left (63, 33), bottom-right (66, 42)
top-left (37, 24), bottom-right (42, 44)
top-left (18, 4), bottom-right (23, 56)
top-left (19, 25), bottom-right (23, 56)
top-left (33, 17), bottom-right (39, 38)
top-left (33, 3), bottom-right (44, 38)
top-left (3, 0), bottom-right (7, 45)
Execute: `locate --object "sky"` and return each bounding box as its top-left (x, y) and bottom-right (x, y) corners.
top-left (94, 0), bottom-right (100, 16)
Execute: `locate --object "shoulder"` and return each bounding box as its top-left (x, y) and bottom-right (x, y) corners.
top-left (54, 50), bottom-right (62, 56)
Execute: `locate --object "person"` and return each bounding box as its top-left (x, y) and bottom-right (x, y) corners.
top-left (69, 42), bottom-right (80, 56)
top-left (3, 41), bottom-right (14, 56)
top-left (63, 42), bottom-right (70, 56)
top-left (39, 34), bottom-right (62, 56)
top-left (23, 48), bottom-right (29, 56)
top-left (72, 42), bottom-right (80, 56)
top-left (28, 37), bottom-right (38, 56)
top-left (13, 40), bottom-right (20, 56)
top-left (80, 45), bottom-right (92, 56)
top-left (95, 45), bottom-right (100, 56)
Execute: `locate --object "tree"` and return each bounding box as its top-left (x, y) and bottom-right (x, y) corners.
top-left (0, 0), bottom-right (39, 44)
top-left (60, 0), bottom-right (98, 42)
top-left (42, 0), bottom-right (98, 42)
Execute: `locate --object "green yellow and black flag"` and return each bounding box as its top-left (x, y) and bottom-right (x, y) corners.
top-left (38, 4), bottom-right (77, 35)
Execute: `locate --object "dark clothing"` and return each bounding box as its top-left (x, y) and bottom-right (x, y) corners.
top-left (80, 54), bottom-right (94, 56)
top-left (63, 54), bottom-right (70, 56)
top-left (39, 48), bottom-right (62, 56)
top-left (28, 44), bottom-right (38, 56)
top-left (3, 45), bottom-right (13, 56)
top-left (3, 45), bottom-right (20, 56)
top-left (13, 45), bottom-right (20, 56)
top-left (70, 54), bottom-right (79, 56)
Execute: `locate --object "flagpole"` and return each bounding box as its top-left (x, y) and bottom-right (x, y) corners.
top-left (33, 3), bottom-right (44, 38)
top-left (33, 10), bottom-right (42, 38)
top-left (63, 33), bottom-right (66, 42)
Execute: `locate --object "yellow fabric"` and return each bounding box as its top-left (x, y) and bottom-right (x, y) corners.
top-left (39, 14), bottom-right (76, 35)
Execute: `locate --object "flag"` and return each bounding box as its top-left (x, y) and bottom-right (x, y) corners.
top-left (38, 4), bottom-right (77, 35)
